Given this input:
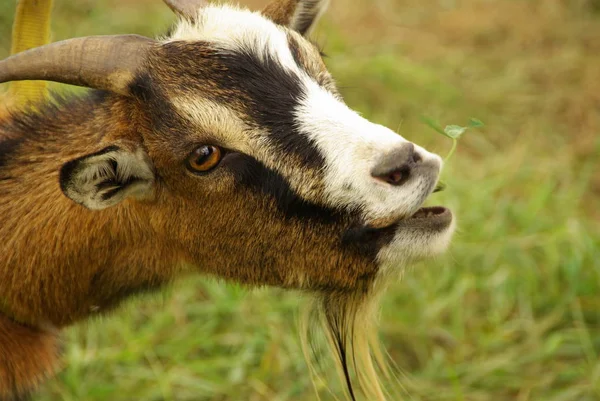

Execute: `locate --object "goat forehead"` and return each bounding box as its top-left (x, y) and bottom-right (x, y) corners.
top-left (166, 5), bottom-right (301, 72)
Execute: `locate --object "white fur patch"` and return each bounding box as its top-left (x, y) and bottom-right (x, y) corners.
top-left (377, 217), bottom-right (456, 272)
top-left (166, 5), bottom-right (300, 72)
top-left (295, 80), bottom-right (443, 222)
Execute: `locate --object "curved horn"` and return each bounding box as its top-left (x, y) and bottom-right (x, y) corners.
top-left (164, 0), bottom-right (207, 20)
top-left (0, 35), bottom-right (154, 97)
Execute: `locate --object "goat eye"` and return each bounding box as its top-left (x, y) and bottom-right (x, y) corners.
top-left (186, 145), bottom-right (222, 173)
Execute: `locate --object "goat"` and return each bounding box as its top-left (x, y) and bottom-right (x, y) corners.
top-left (0, 0), bottom-right (456, 399)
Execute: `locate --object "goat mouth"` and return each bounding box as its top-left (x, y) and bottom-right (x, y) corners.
top-left (408, 206), bottom-right (450, 221)
top-left (396, 206), bottom-right (452, 229)
top-left (342, 207), bottom-right (452, 248)
top-left (369, 206), bottom-right (452, 229)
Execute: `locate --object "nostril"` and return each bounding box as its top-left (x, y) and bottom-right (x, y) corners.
top-left (371, 142), bottom-right (420, 187)
top-left (375, 165), bottom-right (411, 186)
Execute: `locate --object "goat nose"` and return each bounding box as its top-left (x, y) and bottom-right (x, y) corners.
top-left (371, 143), bottom-right (422, 186)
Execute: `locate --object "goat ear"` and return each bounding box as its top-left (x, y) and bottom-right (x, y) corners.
top-left (59, 145), bottom-right (155, 210)
top-left (263, 0), bottom-right (329, 36)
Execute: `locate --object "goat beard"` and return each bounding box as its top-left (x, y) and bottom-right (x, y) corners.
top-left (300, 279), bottom-right (397, 401)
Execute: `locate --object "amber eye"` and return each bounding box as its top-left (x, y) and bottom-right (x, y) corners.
top-left (186, 145), bottom-right (223, 173)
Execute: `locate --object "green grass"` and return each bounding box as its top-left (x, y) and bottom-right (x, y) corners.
top-left (1, 0), bottom-right (600, 400)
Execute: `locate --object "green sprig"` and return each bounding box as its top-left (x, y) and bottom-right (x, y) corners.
top-left (421, 117), bottom-right (484, 192)
top-left (421, 117), bottom-right (484, 162)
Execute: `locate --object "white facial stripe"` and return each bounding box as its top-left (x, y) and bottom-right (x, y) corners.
top-left (294, 80), bottom-right (443, 221)
top-left (167, 5), bottom-right (300, 72)
top-left (172, 97), bottom-right (260, 155)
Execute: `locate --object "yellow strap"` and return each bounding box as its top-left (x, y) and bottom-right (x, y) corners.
top-left (0, 0), bottom-right (54, 315)
top-left (9, 0), bottom-right (54, 106)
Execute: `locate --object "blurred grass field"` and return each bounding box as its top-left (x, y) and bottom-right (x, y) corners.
top-left (1, 0), bottom-right (600, 400)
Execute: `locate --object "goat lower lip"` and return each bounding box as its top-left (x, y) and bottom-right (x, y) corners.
top-left (398, 206), bottom-right (453, 229)
top-left (368, 206), bottom-right (452, 230)
top-left (409, 206), bottom-right (448, 219)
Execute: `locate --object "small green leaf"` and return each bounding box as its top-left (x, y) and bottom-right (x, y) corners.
top-left (420, 115), bottom-right (451, 137)
top-left (421, 115), bottom-right (485, 164)
top-left (444, 125), bottom-right (468, 139)
top-left (468, 118), bottom-right (485, 128)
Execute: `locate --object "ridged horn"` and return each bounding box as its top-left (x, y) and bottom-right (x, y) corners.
top-left (0, 35), bottom-right (155, 97)
top-left (164, 0), bottom-right (207, 20)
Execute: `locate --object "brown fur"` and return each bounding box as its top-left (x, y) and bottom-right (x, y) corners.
top-left (263, 0), bottom-right (325, 35)
top-left (263, 0), bottom-right (299, 26)
top-left (0, 87), bottom-right (379, 397)
top-left (0, 1), bottom-right (417, 399)
top-left (0, 315), bottom-right (60, 401)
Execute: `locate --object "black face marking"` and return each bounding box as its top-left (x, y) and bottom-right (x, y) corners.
top-left (341, 223), bottom-right (397, 260)
top-left (223, 152), bottom-right (389, 262)
top-left (218, 47), bottom-right (325, 168)
top-left (226, 152), bottom-right (339, 223)
top-left (159, 41), bottom-right (325, 170)
top-left (130, 73), bottom-right (176, 128)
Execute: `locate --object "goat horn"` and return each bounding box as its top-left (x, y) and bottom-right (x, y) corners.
top-left (164, 0), bottom-right (207, 20)
top-left (0, 35), bottom-right (154, 97)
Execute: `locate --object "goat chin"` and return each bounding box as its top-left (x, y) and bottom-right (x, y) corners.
top-left (301, 220), bottom-right (456, 401)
